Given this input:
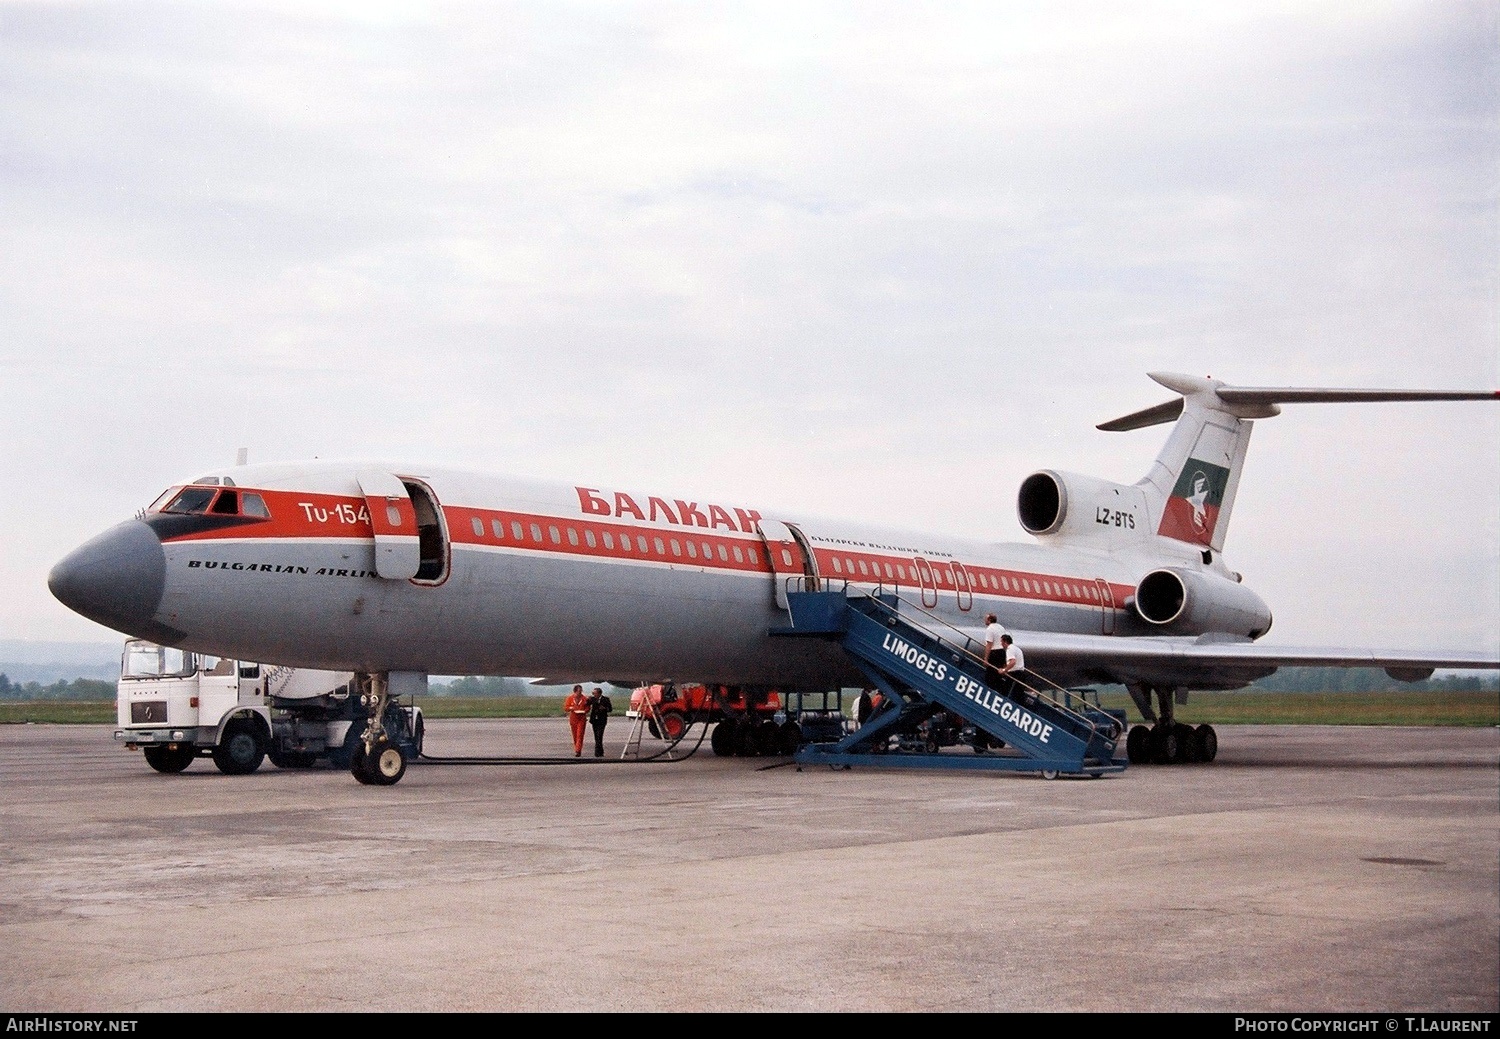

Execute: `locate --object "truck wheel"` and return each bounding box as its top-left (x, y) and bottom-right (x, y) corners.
top-left (711, 720), bottom-right (736, 757)
top-left (330, 721), bottom-right (366, 770)
top-left (143, 745), bottom-right (195, 774)
top-left (658, 710), bottom-right (688, 742)
top-left (212, 720), bottom-right (265, 775)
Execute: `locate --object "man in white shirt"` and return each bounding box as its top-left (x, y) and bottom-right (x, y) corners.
top-left (999, 634), bottom-right (1031, 705)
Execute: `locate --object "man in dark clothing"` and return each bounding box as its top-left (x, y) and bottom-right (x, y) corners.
top-left (853, 688), bottom-right (875, 727)
top-left (588, 687), bottom-right (613, 758)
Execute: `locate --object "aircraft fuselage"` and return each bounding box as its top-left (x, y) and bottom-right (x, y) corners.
top-left (51, 461), bottom-right (1214, 689)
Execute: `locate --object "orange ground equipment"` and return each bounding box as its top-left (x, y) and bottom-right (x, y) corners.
top-left (627, 683), bottom-right (803, 756)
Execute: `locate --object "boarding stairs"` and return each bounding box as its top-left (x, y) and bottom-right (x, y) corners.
top-left (774, 589), bottom-right (1127, 776)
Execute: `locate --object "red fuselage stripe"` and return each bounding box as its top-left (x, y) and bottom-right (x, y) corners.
top-left (157, 489), bottom-right (1136, 608)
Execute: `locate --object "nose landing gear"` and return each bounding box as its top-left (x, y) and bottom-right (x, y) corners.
top-left (349, 673), bottom-right (411, 786)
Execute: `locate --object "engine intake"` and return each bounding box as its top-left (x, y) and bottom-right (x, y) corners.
top-left (1017, 469), bottom-right (1149, 542)
top-left (1017, 471), bottom-right (1066, 536)
top-left (1134, 567), bottom-right (1273, 638)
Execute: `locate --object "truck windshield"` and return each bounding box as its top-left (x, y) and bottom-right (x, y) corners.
top-left (121, 641), bottom-right (194, 678)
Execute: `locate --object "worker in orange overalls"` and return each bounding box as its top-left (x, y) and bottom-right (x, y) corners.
top-left (564, 684), bottom-right (590, 757)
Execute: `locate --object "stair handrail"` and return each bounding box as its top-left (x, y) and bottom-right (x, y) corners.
top-left (1020, 667), bottom-right (1117, 720)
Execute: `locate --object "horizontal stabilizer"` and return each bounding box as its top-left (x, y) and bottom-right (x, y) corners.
top-left (1096, 398), bottom-right (1184, 432)
top-left (1216, 386), bottom-right (1500, 405)
top-left (1098, 373), bottom-right (1498, 431)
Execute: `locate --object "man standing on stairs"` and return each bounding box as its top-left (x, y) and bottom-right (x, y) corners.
top-left (982, 613), bottom-right (1008, 687)
top-left (999, 634), bottom-right (1032, 706)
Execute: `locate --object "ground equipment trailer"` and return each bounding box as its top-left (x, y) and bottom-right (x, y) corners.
top-left (627, 682), bottom-right (802, 756)
top-left (115, 639), bottom-right (423, 775)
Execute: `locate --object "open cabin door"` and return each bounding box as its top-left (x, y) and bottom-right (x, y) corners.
top-left (358, 470), bottom-right (421, 580)
top-left (756, 519), bottom-right (819, 610)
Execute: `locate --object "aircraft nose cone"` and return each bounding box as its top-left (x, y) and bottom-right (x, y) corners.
top-left (49, 520), bottom-right (168, 638)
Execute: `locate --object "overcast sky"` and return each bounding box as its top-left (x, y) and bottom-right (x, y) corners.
top-left (2, 0), bottom-right (1496, 657)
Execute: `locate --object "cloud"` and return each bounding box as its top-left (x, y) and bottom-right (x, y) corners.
top-left (1, 0), bottom-right (1494, 655)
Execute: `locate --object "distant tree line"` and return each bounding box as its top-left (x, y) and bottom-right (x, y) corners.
top-left (0, 674), bottom-right (115, 701)
top-left (432, 676), bottom-right (636, 697)
top-left (435, 675), bottom-right (540, 697)
top-left (1247, 668), bottom-right (1497, 693)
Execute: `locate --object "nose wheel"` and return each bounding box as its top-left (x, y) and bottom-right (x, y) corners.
top-left (352, 735), bottom-right (407, 785)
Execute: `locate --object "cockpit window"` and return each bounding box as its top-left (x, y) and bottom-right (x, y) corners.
top-left (160, 486), bottom-right (271, 519)
top-left (163, 487), bottom-right (217, 514)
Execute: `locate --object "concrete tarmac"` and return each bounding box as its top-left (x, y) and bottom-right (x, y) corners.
top-left (1, 720), bottom-right (1496, 1013)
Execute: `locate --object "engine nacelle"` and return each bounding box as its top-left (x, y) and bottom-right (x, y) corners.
top-left (1017, 470), bottom-right (1149, 541)
top-left (1133, 567), bottom-right (1274, 638)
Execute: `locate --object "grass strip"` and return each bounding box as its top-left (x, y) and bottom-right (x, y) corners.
top-left (4, 691), bottom-right (1495, 727)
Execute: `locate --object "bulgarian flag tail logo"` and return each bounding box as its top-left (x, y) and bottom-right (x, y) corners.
top-left (1157, 459), bottom-right (1230, 546)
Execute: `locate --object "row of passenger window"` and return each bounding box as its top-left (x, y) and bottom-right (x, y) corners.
top-left (461, 509), bottom-right (1104, 602)
top-left (465, 514), bottom-right (762, 567)
top-left (825, 552), bottom-right (1106, 603)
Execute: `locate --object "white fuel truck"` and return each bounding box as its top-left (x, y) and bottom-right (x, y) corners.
top-left (114, 639), bottom-right (423, 774)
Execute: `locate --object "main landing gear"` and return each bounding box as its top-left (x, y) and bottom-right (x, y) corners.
top-left (1124, 683), bottom-right (1218, 766)
top-left (710, 716), bottom-right (803, 758)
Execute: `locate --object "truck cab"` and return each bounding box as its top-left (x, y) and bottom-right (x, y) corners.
top-left (115, 640), bottom-right (274, 774)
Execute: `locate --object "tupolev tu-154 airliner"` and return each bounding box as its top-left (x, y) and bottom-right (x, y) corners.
top-left (49, 373), bottom-right (1500, 784)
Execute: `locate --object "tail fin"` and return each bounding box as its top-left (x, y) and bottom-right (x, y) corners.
top-left (1099, 373), bottom-right (1499, 555)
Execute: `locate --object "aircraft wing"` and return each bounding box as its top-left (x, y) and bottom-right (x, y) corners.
top-left (953, 627), bottom-right (1500, 691)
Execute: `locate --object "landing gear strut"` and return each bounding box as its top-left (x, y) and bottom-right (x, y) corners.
top-left (1124, 683), bottom-right (1217, 765)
